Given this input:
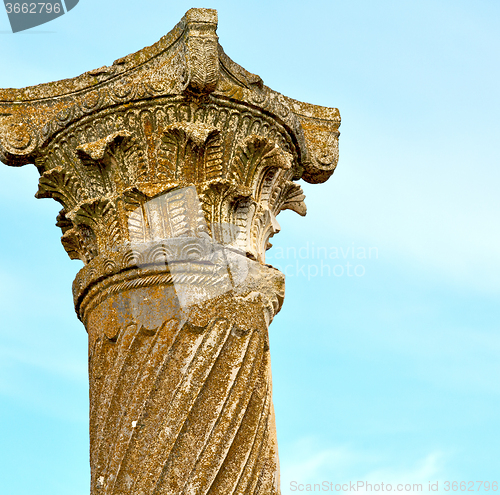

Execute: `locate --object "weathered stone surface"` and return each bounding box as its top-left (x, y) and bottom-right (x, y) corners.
top-left (0, 8), bottom-right (340, 494)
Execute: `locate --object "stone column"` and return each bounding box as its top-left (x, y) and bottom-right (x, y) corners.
top-left (0, 8), bottom-right (340, 495)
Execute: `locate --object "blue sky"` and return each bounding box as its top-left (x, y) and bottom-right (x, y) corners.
top-left (1, 1), bottom-right (499, 493)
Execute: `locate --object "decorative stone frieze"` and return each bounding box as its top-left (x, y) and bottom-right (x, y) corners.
top-left (1, 8), bottom-right (340, 495)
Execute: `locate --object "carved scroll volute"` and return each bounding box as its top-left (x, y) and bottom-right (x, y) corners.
top-left (286, 97), bottom-right (341, 184)
top-left (182, 8), bottom-right (219, 95)
top-left (0, 115), bottom-right (39, 166)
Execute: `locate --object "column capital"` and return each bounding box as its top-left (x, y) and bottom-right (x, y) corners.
top-left (0, 10), bottom-right (339, 269)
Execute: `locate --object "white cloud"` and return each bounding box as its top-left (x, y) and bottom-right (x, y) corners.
top-left (361, 451), bottom-right (445, 485)
top-left (280, 438), bottom-right (448, 494)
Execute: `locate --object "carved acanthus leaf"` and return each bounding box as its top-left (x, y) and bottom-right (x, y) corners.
top-left (198, 180), bottom-right (241, 231)
top-left (250, 206), bottom-right (281, 262)
top-left (159, 122), bottom-right (221, 182)
top-left (61, 228), bottom-right (92, 262)
top-left (76, 131), bottom-right (132, 162)
top-left (60, 229), bottom-right (82, 261)
top-left (55, 209), bottom-right (97, 263)
top-left (76, 130), bottom-right (147, 189)
top-left (230, 135), bottom-right (291, 189)
top-left (68, 198), bottom-right (122, 252)
top-left (35, 166), bottom-right (87, 210)
top-left (162, 122), bottom-right (218, 150)
top-left (279, 181), bottom-right (307, 217)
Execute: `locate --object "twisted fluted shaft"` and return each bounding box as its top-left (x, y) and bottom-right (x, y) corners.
top-left (81, 261), bottom-right (283, 495)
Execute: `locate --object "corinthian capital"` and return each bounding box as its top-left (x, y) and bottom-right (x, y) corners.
top-left (1, 8), bottom-right (340, 495)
